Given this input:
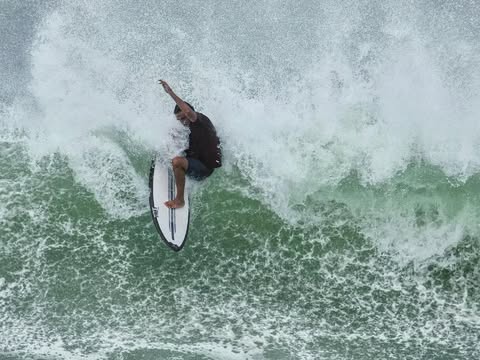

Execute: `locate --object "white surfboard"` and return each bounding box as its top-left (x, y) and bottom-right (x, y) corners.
top-left (149, 159), bottom-right (190, 251)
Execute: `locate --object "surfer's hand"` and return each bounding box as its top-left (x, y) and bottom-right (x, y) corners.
top-left (158, 80), bottom-right (173, 94)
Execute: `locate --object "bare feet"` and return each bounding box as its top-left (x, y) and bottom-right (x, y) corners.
top-left (164, 198), bottom-right (185, 209)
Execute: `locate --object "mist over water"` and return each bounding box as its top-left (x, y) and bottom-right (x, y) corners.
top-left (1, 0), bottom-right (480, 359)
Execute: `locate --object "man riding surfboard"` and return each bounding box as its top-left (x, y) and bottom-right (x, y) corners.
top-left (159, 80), bottom-right (222, 209)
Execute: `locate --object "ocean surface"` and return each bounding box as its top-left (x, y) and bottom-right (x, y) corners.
top-left (1, 1), bottom-right (480, 359)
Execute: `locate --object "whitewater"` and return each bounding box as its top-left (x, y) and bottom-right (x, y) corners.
top-left (1, 0), bottom-right (479, 359)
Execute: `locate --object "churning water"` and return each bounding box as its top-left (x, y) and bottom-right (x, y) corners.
top-left (1, 0), bottom-right (480, 359)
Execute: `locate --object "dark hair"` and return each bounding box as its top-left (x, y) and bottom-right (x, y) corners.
top-left (174, 102), bottom-right (195, 114)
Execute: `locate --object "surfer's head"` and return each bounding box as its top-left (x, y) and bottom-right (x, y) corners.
top-left (174, 103), bottom-right (195, 126)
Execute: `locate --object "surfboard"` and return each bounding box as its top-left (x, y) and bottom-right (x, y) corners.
top-left (149, 159), bottom-right (190, 251)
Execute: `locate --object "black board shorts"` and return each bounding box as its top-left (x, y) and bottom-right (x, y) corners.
top-left (186, 157), bottom-right (213, 180)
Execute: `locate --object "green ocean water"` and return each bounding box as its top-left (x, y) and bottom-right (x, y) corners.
top-left (2, 0), bottom-right (480, 359)
top-left (1, 135), bottom-right (479, 359)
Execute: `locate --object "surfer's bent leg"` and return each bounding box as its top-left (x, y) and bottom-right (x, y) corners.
top-left (165, 156), bottom-right (188, 209)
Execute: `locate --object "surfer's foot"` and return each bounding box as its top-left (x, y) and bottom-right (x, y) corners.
top-left (164, 198), bottom-right (185, 209)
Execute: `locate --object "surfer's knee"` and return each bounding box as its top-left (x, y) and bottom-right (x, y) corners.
top-left (172, 156), bottom-right (187, 170)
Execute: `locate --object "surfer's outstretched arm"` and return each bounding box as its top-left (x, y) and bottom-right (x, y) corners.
top-left (158, 80), bottom-right (197, 122)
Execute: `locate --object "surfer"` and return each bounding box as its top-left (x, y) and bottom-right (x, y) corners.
top-left (159, 80), bottom-right (222, 209)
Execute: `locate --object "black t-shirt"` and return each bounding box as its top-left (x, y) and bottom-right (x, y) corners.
top-left (185, 112), bottom-right (222, 169)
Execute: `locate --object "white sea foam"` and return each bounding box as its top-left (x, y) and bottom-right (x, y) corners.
top-left (17, 0), bottom-right (480, 250)
top-left (22, 12), bottom-right (186, 218)
top-left (2, 3), bottom-right (479, 357)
